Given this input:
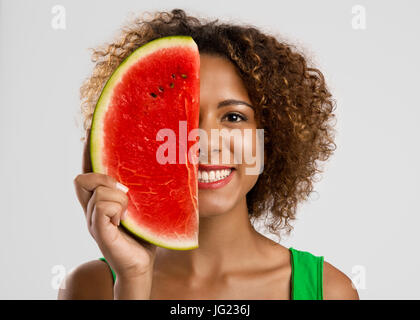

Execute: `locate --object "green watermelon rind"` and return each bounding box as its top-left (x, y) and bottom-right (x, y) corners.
top-left (89, 35), bottom-right (199, 250)
top-left (122, 215), bottom-right (199, 251)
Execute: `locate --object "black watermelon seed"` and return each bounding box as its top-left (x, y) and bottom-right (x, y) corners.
top-left (181, 74), bottom-right (187, 78)
top-left (169, 82), bottom-right (174, 88)
top-left (158, 86), bottom-right (164, 92)
top-left (172, 74), bottom-right (176, 79)
top-left (150, 92), bottom-right (157, 98)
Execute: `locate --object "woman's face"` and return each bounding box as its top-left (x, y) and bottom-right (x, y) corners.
top-left (198, 53), bottom-right (262, 217)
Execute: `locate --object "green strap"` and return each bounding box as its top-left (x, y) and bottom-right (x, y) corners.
top-left (289, 247), bottom-right (324, 300)
top-left (99, 257), bottom-right (116, 284)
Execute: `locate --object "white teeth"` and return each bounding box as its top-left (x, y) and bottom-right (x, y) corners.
top-left (198, 169), bottom-right (232, 183)
top-left (209, 171), bottom-right (215, 181)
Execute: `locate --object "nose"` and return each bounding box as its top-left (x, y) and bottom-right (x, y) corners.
top-left (198, 142), bottom-right (221, 164)
top-left (198, 147), bottom-right (220, 157)
top-left (198, 114), bottom-right (222, 164)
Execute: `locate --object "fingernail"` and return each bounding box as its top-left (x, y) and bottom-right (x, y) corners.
top-left (122, 209), bottom-right (128, 220)
top-left (116, 182), bottom-right (129, 193)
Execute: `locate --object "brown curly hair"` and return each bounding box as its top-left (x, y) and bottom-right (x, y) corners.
top-left (79, 8), bottom-right (337, 242)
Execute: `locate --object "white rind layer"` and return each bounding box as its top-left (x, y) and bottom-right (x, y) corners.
top-left (122, 210), bottom-right (199, 250)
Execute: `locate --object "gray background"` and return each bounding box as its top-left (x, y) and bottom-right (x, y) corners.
top-left (1, 0), bottom-right (419, 299)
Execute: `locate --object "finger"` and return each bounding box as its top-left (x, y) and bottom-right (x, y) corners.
top-left (119, 224), bottom-right (157, 253)
top-left (74, 173), bottom-right (127, 213)
top-left (86, 185), bottom-right (129, 228)
top-left (90, 200), bottom-right (122, 241)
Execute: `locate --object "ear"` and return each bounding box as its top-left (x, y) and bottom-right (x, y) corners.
top-left (82, 129), bottom-right (92, 174)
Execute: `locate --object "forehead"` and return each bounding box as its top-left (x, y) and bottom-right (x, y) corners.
top-left (199, 53), bottom-right (250, 101)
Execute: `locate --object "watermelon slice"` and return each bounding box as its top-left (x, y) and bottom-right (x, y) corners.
top-left (90, 36), bottom-right (200, 250)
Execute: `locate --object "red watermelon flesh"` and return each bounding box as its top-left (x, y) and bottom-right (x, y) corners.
top-left (90, 36), bottom-right (200, 250)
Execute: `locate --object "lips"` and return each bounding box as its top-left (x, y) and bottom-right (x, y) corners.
top-left (197, 164), bottom-right (236, 189)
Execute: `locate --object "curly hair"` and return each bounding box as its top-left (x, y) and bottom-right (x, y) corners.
top-left (79, 8), bottom-right (337, 242)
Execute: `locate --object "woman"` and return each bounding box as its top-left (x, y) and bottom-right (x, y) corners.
top-left (60, 9), bottom-right (359, 300)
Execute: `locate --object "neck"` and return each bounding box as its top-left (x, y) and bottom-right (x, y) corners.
top-left (156, 198), bottom-right (261, 278)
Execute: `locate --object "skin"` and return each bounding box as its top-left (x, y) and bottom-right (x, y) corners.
top-left (59, 53), bottom-right (359, 300)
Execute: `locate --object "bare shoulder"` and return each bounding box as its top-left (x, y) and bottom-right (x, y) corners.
top-left (57, 259), bottom-right (114, 300)
top-left (323, 260), bottom-right (359, 300)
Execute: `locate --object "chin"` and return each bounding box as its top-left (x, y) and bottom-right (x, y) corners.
top-left (197, 195), bottom-right (236, 218)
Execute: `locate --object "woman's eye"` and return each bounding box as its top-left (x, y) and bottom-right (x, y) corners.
top-left (223, 113), bottom-right (247, 123)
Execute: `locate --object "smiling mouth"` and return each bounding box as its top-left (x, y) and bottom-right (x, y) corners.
top-left (197, 164), bottom-right (236, 186)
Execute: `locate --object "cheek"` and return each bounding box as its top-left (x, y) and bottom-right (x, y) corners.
top-left (229, 128), bottom-right (263, 194)
top-left (240, 146), bottom-right (260, 192)
top-left (238, 128), bottom-right (264, 177)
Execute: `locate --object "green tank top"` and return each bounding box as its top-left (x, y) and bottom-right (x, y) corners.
top-left (289, 247), bottom-right (324, 300)
top-left (99, 246), bottom-right (324, 300)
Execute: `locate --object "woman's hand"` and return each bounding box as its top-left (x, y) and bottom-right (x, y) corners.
top-left (73, 172), bottom-right (157, 281)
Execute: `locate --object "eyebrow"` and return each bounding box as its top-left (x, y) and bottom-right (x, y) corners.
top-left (217, 99), bottom-right (255, 110)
